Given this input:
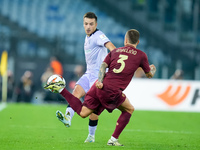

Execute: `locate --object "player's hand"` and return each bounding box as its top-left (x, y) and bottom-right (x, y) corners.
top-left (150, 64), bottom-right (156, 76)
top-left (150, 64), bottom-right (156, 72)
top-left (95, 81), bottom-right (103, 89)
top-left (145, 64), bottom-right (156, 78)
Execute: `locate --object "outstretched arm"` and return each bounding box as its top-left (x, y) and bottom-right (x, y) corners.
top-left (105, 41), bottom-right (116, 51)
top-left (145, 64), bottom-right (156, 78)
top-left (96, 62), bottom-right (108, 89)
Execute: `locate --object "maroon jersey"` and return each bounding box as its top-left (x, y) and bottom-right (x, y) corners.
top-left (103, 45), bottom-right (150, 91)
top-left (83, 44), bottom-right (150, 115)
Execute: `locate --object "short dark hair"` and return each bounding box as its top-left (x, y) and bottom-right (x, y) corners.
top-left (126, 29), bottom-right (140, 44)
top-left (83, 12), bottom-right (97, 22)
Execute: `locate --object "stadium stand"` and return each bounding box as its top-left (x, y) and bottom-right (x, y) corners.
top-left (0, 0), bottom-right (199, 98)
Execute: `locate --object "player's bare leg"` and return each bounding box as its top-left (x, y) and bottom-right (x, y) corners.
top-left (61, 84), bottom-right (98, 143)
top-left (117, 97), bottom-right (135, 114)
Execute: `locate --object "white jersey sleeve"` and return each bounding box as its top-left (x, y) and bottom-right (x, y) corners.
top-left (96, 33), bottom-right (110, 46)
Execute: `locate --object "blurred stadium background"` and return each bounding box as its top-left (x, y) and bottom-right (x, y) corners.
top-left (0, 1), bottom-right (200, 149)
top-left (0, 0), bottom-right (200, 103)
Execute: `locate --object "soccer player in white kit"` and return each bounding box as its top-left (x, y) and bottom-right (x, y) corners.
top-left (56, 12), bottom-right (116, 143)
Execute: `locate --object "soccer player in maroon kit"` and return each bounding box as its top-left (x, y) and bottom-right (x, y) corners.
top-left (44, 29), bottom-right (156, 146)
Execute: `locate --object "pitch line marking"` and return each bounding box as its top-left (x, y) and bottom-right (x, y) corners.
top-left (124, 129), bottom-right (194, 134)
top-left (8, 125), bottom-right (195, 135)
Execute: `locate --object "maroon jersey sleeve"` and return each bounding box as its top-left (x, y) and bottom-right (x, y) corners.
top-left (140, 53), bottom-right (150, 73)
top-left (103, 52), bottom-right (111, 66)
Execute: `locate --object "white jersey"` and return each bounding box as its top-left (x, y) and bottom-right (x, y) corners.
top-left (84, 29), bottom-right (110, 73)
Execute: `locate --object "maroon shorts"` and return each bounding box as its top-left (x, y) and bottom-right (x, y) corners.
top-left (83, 84), bottom-right (126, 115)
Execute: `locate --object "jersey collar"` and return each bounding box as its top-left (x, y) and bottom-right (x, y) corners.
top-left (125, 43), bottom-right (136, 48)
top-left (88, 29), bottom-right (99, 37)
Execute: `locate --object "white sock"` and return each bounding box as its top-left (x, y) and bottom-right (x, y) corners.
top-left (111, 136), bottom-right (118, 141)
top-left (89, 126), bottom-right (97, 136)
top-left (65, 107), bottom-right (75, 119)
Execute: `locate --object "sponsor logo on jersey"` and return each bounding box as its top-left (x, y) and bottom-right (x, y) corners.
top-left (99, 34), bottom-right (107, 40)
top-left (85, 49), bottom-right (92, 54)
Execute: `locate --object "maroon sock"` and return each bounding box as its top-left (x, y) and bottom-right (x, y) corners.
top-left (60, 88), bottom-right (82, 115)
top-left (112, 111), bottom-right (132, 139)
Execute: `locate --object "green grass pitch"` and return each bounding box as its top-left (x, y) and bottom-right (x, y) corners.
top-left (0, 103), bottom-right (199, 150)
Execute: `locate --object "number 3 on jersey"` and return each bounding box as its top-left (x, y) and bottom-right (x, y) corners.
top-left (113, 54), bottom-right (128, 73)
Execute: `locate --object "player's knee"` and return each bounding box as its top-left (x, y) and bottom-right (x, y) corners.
top-left (73, 85), bottom-right (85, 99)
top-left (79, 112), bottom-right (88, 118)
top-left (89, 113), bottom-right (98, 120)
top-left (129, 106), bottom-right (135, 114)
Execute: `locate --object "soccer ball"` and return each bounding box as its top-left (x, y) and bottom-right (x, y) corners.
top-left (47, 74), bottom-right (66, 93)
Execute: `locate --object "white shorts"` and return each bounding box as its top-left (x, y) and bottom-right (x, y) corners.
top-left (76, 72), bottom-right (98, 93)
